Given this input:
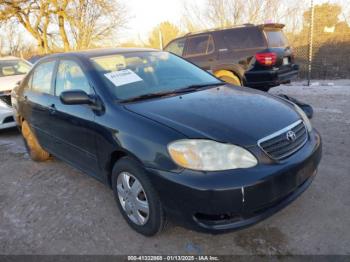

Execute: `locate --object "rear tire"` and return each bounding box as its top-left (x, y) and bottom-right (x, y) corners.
top-left (21, 120), bottom-right (50, 162)
top-left (215, 70), bottom-right (242, 86)
top-left (111, 157), bottom-right (166, 236)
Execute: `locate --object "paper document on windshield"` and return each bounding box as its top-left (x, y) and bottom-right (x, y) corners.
top-left (104, 69), bottom-right (143, 87)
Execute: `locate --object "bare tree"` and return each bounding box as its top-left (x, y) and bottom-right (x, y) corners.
top-left (63, 0), bottom-right (128, 50)
top-left (181, 1), bottom-right (208, 32)
top-left (181, 0), bottom-right (303, 32)
top-left (51, 0), bottom-right (70, 51)
top-left (206, 0), bottom-right (244, 28)
top-left (0, 0), bottom-right (51, 54)
top-left (0, 0), bottom-right (128, 53)
top-left (339, 0), bottom-right (350, 24)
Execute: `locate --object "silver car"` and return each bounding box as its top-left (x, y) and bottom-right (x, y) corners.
top-left (0, 56), bottom-right (31, 129)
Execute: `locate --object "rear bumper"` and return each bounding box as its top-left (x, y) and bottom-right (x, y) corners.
top-left (245, 65), bottom-right (299, 90)
top-left (147, 129), bottom-right (321, 233)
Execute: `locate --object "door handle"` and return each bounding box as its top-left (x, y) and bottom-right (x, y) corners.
top-left (48, 104), bottom-right (56, 115)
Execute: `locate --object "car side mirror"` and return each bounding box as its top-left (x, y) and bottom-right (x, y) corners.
top-left (60, 90), bottom-right (93, 105)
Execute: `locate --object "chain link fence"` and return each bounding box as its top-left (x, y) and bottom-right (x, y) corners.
top-left (289, 3), bottom-right (350, 82)
top-left (293, 37), bottom-right (350, 81)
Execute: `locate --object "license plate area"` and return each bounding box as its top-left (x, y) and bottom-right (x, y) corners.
top-left (243, 163), bottom-right (316, 211)
top-left (283, 57), bottom-right (289, 65)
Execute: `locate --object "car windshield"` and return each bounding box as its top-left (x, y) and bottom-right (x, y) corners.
top-left (0, 59), bottom-right (31, 77)
top-left (265, 30), bottom-right (289, 47)
top-left (90, 51), bottom-right (221, 101)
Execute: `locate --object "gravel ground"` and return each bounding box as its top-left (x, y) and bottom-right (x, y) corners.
top-left (0, 81), bottom-right (349, 255)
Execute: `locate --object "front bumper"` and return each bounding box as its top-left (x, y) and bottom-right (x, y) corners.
top-left (0, 107), bottom-right (16, 130)
top-left (147, 129), bottom-right (321, 233)
top-left (245, 65), bottom-right (299, 90)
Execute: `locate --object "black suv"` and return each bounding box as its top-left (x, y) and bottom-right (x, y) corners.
top-left (165, 23), bottom-right (299, 91)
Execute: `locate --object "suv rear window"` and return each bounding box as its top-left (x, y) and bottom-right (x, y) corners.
top-left (265, 30), bottom-right (288, 47)
top-left (222, 27), bottom-right (265, 50)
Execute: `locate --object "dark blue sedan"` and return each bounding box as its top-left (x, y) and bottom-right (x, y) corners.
top-left (12, 48), bottom-right (322, 236)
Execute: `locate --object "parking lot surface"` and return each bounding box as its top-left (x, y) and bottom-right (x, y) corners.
top-left (0, 82), bottom-right (349, 255)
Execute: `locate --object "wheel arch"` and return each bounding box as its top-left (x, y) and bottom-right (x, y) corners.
top-left (212, 64), bottom-right (245, 83)
top-left (106, 149), bottom-right (144, 188)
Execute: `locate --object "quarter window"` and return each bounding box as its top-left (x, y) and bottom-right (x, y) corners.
top-left (222, 28), bottom-right (265, 50)
top-left (165, 38), bottom-right (186, 56)
top-left (55, 60), bottom-right (91, 96)
top-left (265, 30), bottom-right (289, 47)
top-left (184, 35), bottom-right (214, 57)
top-left (32, 61), bottom-right (56, 94)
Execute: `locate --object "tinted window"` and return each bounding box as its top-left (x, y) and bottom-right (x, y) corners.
top-left (265, 30), bottom-right (288, 47)
top-left (165, 38), bottom-right (186, 56)
top-left (91, 52), bottom-right (221, 100)
top-left (32, 61), bottom-right (56, 94)
top-left (222, 28), bottom-right (265, 49)
top-left (55, 60), bottom-right (91, 96)
top-left (185, 35), bottom-right (213, 56)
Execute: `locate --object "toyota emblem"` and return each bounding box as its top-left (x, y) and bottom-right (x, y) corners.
top-left (286, 130), bottom-right (297, 142)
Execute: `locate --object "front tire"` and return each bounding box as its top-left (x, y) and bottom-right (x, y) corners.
top-left (21, 120), bottom-right (50, 162)
top-left (112, 157), bottom-right (166, 236)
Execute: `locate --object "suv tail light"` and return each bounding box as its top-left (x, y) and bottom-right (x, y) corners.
top-left (255, 52), bottom-right (277, 66)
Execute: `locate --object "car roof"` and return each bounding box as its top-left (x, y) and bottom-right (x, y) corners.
top-left (167, 23), bottom-right (285, 44)
top-left (42, 48), bottom-right (159, 60)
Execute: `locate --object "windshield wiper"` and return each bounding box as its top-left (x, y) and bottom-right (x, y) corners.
top-left (120, 91), bottom-right (175, 103)
top-left (120, 82), bottom-right (224, 103)
top-left (172, 82), bottom-right (224, 94)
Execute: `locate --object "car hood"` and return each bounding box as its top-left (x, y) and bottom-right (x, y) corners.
top-left (124, 85), bottom-right (300, 146)
top-left (0, 75), bottom-right (25, 92)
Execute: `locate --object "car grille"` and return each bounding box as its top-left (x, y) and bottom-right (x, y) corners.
top-left (258, 120), bottom-right (308, 160)
top-left (0, 95), bottom-right (12, 107)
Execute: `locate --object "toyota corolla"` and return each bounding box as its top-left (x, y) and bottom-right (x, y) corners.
top-left (12, 48), bottom-right (322, 236)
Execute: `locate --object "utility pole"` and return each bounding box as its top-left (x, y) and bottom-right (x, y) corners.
top-left (307, 0), bottom-right (315, 86)
top-left (159, 30), bottom-right (163, 50)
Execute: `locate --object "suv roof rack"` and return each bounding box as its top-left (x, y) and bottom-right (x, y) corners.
top-left (184, 23), bottom-right (256, 36)
top-left (258, 23), bottom-right (285, 29)
top-left (183, 23), bottom-right (285, 37)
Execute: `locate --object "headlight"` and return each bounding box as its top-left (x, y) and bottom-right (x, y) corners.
top-left (294, 105), bottom-right (312, 132)
top-left (168, 139), bottom-right (257, 171)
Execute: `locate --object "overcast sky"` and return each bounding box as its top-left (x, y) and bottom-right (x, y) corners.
top-left (118, 0), bottom-right (186, 42)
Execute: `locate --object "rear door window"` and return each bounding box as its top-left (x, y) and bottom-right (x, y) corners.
top-left (265, 30), bottom-right (289, 47)
top-left (165, 38), bottom-right (186, 56)
top-left (31, 61), bottom-right (56, 94)
top-left (222, 28), bottom-right (265, 50)
top-left (184, 35), bottom-right (214, 57)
